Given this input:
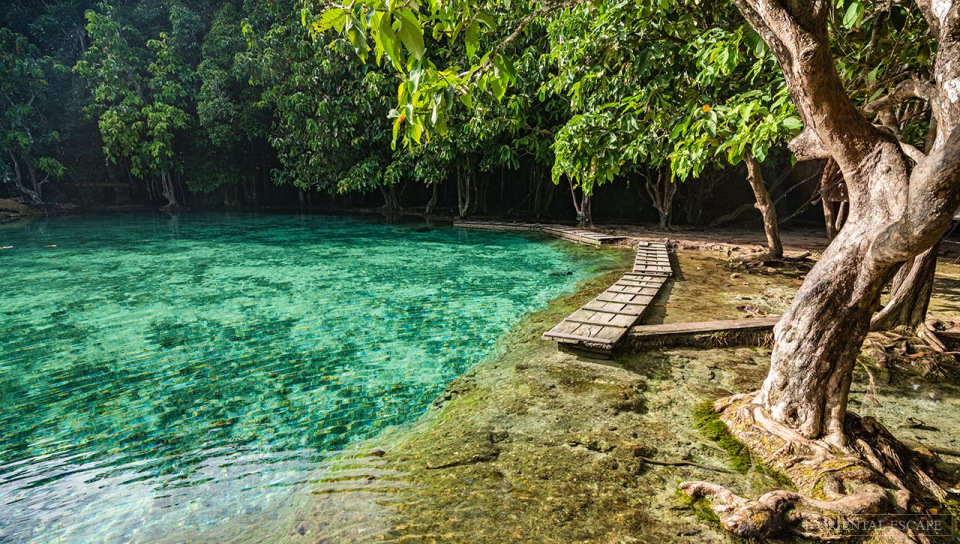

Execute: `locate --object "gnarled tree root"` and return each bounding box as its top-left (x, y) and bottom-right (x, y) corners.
top-left (680, 394), bottom-right (950, 542)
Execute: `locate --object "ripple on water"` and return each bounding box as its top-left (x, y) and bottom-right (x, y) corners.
top-left (0, 213), bottom-right (613, 543)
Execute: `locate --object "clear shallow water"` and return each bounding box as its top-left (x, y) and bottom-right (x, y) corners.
top-left (0, 213), bottom-right (605, 543)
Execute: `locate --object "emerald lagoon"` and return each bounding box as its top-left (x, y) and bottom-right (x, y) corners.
top-left (0, 213), bottom-right (609, 542)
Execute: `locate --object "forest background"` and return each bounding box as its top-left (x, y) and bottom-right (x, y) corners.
top-left (3, 0), bottom-right (908, 234)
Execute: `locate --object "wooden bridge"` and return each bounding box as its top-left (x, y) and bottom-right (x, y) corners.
top-left (543, 242), bottom-right (672, 356)
top-left (455, 219), bottom-right (782, 356)
top-left (453, 220), bottom-right (625, 247)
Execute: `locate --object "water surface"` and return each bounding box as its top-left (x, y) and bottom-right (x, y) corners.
top-left (0, 213), bottom-right (607, 542)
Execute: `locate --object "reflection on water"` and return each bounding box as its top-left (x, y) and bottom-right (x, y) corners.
top-left (0, 213), bottom-right (609, 542)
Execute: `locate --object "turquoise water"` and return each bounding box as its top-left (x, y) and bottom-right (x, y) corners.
top-left (0, 213), bottom-right (607, 542)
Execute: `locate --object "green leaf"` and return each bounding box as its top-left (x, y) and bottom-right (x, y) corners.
top-left (475, 12), bottom-right (495, 29)
top-left (396, 9), bottom-right (425, 60)
top-left (465, 21), bottom-right (479, 60)
top-left (315, 8), bottom-right (349, 33)
top-left (781, 116), bottom-right (803, 131)
top-left (842, 1), bottom-right (863, 29)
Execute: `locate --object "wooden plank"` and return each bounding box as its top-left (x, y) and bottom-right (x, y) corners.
top-left (629, 317), bottom-right (781, 337)
top-left (568, 310), bottom-right (637, 328)
top-left (622, 271), bottom-right (671, 278)
top-left (600, 289), bottom-right (658, 300)
top-left (563, 317), bottom-right (628, 328)
top-left (547, 320), bottom-right (623, 343)
top-left (606, 287), bottom-right (644, 295)
top-left (607, 287), bottom-right (663, 296)
top-left (615, 280), bottom-right (664, 288)
top-left (580, 304), bottom-right (643, 316)
top-left (594, 296), bottom-right (652, 305)
top-left (626, 317), bottom-right (780, 350)
top-left (571, 321), bottom-right (621, 340)
top-left (543, 331), bottom-right (617, 345)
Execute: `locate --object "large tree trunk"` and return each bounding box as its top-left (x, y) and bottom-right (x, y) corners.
top-left (744, 155), bottom-right (783, 259)
top-left (757, 222), bottom-right (899, 446)
top-left (683, 3), bottom-right (960, 539)
top-left (871, 242), bottom-right (939, 331)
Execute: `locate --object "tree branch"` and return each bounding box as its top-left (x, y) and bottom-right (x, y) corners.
top-left (863, 78), bottom-right (938, 115)
top-left (468, 0), bottom-right (585, 83)
top-left (730, 0), bottom-right (884, 174)
top-left (871, 128), bottom-right (960, 264)
top-left (899, 141), bottom-right (927, 163)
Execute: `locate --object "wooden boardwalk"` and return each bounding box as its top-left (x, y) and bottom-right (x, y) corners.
top-left (453, 220), bottom-right (625, 247)
top-left (543, 242), bottom-right (672, 355)
top-left (627, 317), bottom-right (780, 349)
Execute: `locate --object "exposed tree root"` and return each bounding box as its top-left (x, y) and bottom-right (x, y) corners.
top-left (864, 325), bottom-right (959, 380)
top-left (680, 395), bottom-right (952, 542)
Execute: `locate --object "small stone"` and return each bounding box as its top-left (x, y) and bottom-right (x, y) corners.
top-left (594, 456), bottom-right (619, 471)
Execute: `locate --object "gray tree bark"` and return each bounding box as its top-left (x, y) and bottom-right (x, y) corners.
top-left (568, 178), bottom-right (593, 227)
top-left (744, 155), bottom-right (783, 259)
top-left (728, 0), bottom-right (960, 447)
top-left (159, 171), bottom-right (181, 212)
top-left (871, 242), bottom-right (939, 331)
top-left (424, 182), bottom-right (439, 214)
top-left (642, 168), bottom-right (676, 228)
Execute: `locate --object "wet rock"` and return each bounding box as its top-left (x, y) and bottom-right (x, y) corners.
top-left (422, 428), bottom-right (500, 469)
top-left (593, 455), bottom-right (619, 471)
top-left (0, 199), bottom-right (40, 217)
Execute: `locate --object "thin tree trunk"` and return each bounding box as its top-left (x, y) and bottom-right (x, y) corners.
top-left (822, 199), bottom-right (838, 242)
top-left (744, 155), bottom-right (783, 259)
top-left (821, 159), bottom-right (846, 241)
top-left (568, 178), bottom-right (592, 227)
top-left (380, 184), bottom-right (402, 211)
top-left (507, 173), bottom-right (536, 216)
top-left (871, 242), bottom-right (939, 331)
top-left (425, 182), bottom-right (439, 215)
top-left (643, 168), bottom-right (677, 228)
top-left (533, 170), bottom-right (554, 219)
top-left (159, 171), bottom-right (180, 211)
top-left (457, 165), bottom-right (471, 219)
top-left (7, 150), bottom-right (42, 204)
top-left (472, 176), bottom-right (487, 215)
top-left (581, 192), bottom-right (592, 227)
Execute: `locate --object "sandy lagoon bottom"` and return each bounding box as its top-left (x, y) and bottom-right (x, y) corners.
top-left (0, 213), bottom-right (612, 543)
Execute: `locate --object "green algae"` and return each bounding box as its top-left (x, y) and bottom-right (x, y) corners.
top-left (692, 401), bottom-right (752, 474)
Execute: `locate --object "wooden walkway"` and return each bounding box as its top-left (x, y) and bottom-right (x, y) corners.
top-left (543, 242), bottom-right (672, 355)
top-left (627, 317), bottom-right (780, 349)
top-left (453, 221), bottom-right (625, 247)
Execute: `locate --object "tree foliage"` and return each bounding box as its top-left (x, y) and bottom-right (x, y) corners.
top-left (0, 28), bottom-right (65, 203)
